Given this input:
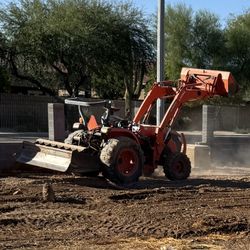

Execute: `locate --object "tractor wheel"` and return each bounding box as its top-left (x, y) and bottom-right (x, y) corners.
top-left (100, 137), bottom-right (144, 184)
top-left (164, 152), bottom-right (191, 181)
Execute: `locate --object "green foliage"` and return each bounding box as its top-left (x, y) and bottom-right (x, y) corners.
top-left (164, 4), bottom-right (225, 79)
top-left (225, 10), bottom-right (250, 94)
top-left (164, 4), bottom-right (192, 80)
top-left (0, 32), bottom-right (11, 93)
top-left (0, 67), bottom-right (10, 92)
top-left (92, 67), bottom-right (125, 99)
top-left (0, 0), bottom-right (154, 103)
top-left (164, 4), bottom-right (250, 103)
top-left (191, 10), bottom-right (225, 69)
top-left (1, 0), bottom-right (250, 106)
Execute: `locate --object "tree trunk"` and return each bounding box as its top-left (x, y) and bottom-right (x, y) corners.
top-left (124, 88), bottom-right (133, 119)
top-left (78, 73), bottom-right (91, 98)
top-left (133, 63), bottom-right (146, 99)
top-left (124, 71), bottom-right (134, 119)
top-left (63, 76), bottom-right (73, 96)
top-left (10, 58), bottom-right (56, 96)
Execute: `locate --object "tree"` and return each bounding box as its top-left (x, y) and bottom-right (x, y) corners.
top-left (0, 0), bottom-right (119, 96)
top-left (190, 10), bottom-right (225, 69)
top-left (111, 4), bottom-right (155, 117)
top-left (164, 4), bottom-right (225, 79)
top-left (92, 63), bottom-right (125, 99)
top-left (225, 11), bottom-right (250, 94)
top-left (0, 34), bottom-right (11, 93)
top-left (0, 67), bottom-right (10, 92)
top-left (0, 0), bottom-right (155, 117)
top-left (164, 4), bottom-right (192, 80)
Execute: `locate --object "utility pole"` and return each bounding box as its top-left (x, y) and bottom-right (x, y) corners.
top-left (156, 0), bottom-right (165, 126)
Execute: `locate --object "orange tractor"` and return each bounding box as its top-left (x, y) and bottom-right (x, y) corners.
top-left (17, 68), bottom-right (237, 184)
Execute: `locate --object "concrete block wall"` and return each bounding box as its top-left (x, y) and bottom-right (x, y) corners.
top-left (186, 144), bottom-right (211, 169)
top-left (48, 103), bottom-right (65, 141)
top-left (202, 105), bottom-right (216, 144)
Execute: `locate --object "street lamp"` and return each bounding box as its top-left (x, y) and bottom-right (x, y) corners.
top-left (156, 0), bottom-right (165, 125)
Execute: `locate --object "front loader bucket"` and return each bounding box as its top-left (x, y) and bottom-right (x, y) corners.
top-left (16, 141), bottom-right (73, 172)
top-left (180, 67), bottom-right (238, 96)
top-left (16, 139), bottom-right (92, 172)
top-left (16, 139), bottom-right (100, 173)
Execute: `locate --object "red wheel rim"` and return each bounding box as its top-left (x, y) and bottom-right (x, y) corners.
top-left (116, 149), bottom-right (138, 176)
top-left (173, 161), bottom-right (184, 175)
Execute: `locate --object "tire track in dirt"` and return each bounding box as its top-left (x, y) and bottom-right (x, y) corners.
top-left (0, 174), bottom-right (249, 247)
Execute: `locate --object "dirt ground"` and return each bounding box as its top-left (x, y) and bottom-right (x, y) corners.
top-left (0, 170), bottom-right (249, 250)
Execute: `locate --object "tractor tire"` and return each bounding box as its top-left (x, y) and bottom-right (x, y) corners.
top-left (100, 137), bottom-right (144, 184)
top-left (164, 152), bottom-right (191, 181)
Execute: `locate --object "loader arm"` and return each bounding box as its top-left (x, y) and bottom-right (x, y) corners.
top-left (133, 81), bottom-right (176, 124)
top-left (134, 67), bottom-right (237, 131)
top-left (159, 68), bottom-right (238, 132)
top-left (160, 83), bottom-right (213, 130)
top-left (133, 67), bottom-right (238, 166)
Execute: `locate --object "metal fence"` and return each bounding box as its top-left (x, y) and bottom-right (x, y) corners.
top-left (0, 93), bottom-right (249, 132)
top-left (0, 94), bottom-right (56, 132)
top-left (0, 94), bottom-right (126, 132)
